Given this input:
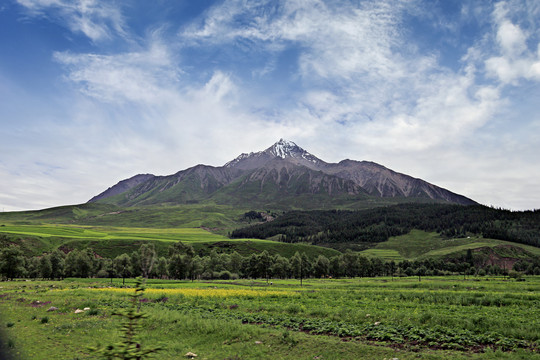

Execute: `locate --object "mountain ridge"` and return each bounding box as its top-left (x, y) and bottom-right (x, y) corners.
top-left (89, 139), bottom-right (476, 208)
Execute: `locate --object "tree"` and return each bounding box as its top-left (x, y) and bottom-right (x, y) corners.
top-left (189, 256), bottom-right (203, 281)
top-left (329, 256), bottom-right (344, 278)
top-left (100, 258), bottom-right (115, 283)
top-left (39, 255), bottom-right (52, 280)
top-left (27, 257), bottom-right (41, 280)
top-left (270, 255), bottom-right (290, 279)
top-left (115, 253), bottom-right (132, 285)
top-left (139, 244), bottom-right (157, 279)
top-left (342, 251), bottom-right (359, 278)
top-left (228, 251), bottom-right (243, 275)
top-left (64, 249), bottom-right (93, 278)
top-left (243, 254), bottom-right (260, 279)
top-left (257, 250), bottom-right (272, 283)
top-left (208, 249), bottom-right (224, 272)
top-left (313, 255), bottom-right (329, 278)
top-left (49, 250), bottom-right (65, 280)
top-left (415, 265), bottom-right (427, 282)
top-left (130, 251), bottom-right (141, 277)
top-left (388, 260), bottom-right (396, 281)
top-left (0, 246), bottom-right (26, 280)
top-left (290, 252), bottom-right (311, 286)
top-left (168, 254), bottom-right (186, 280)
top-left (154, 257), bottom-right (168, 279)
top-left (168, 241), bottom-right (195, 257)
top-left (370, 257), bottom-right (384, 277)
top-left (357, 255), bottom-right (371, 277)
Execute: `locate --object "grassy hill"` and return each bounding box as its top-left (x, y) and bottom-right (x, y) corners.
top-left (0, 203), bottom-right (248, 232)
top-left (361, 229), bottom-right (540, 261)
top-left (2, 203), bottom-right (539, 266)
top-left (0, 224), bottom-right (339, 259)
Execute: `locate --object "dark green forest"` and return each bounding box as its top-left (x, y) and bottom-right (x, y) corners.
top-left (230, 204), bottom-right (540, 248)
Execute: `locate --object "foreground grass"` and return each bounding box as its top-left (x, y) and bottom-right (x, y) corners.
top-left (1, 276), bottom-right (539, 359)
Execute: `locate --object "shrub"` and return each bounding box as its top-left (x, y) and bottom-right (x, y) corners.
top-left (89, 277), bottom-right (161, 359)
top-left (508, 270), bottom-right (523, 280)
top-left (96, 269), bottom-right (109, 278)
top-left (477, 268), bottom-right (486, 277)
top-left (218, 271), bottom-right (239, 280)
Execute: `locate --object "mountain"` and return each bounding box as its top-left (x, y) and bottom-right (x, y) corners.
top-left (89, 139), bottom-right (476, 208)
top-left (88, 174), bottom-right (155, 203)
top-left (224, 139), bottom-right (326, 170)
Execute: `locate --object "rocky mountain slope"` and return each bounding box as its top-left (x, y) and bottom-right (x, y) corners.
top-left (89, 139), bottom-right (476, 208)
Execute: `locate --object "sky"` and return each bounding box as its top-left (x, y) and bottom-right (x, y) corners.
top-left (1, 0), bottom-right (540, 212)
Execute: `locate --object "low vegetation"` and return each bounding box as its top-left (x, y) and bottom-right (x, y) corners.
top-left (0, 276), bottom-right (538, 359)
top-left (1, 202), bottom-right (539, 358)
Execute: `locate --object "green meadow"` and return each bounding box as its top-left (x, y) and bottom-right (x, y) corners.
top-left (1, 276), bottom-right (538, 359)
top-left (0, 224), bottom-right (339, 259)
top-left (360, 230), bottom-right (540, 261)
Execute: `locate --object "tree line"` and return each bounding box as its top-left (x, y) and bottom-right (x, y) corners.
top-left (230, 204), bottom-right (540, 248)
top-left (1, 241), bottom-right (539, 282)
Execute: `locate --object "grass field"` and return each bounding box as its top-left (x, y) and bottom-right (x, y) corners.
top-left (0, 224), bottom-right (340, 259)
top-left (0, 203), bottom-right (248, 232)
top-left (360, 230), bottom-right (540, 260)
top-left (2, 224), bottom-right (538, 261)
top-left (0, 276), bottom-right (538, 359)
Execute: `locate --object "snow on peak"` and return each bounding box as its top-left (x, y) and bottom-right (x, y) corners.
top-left (224, 139), bottom-right (325, 168)
top-left (269, 139), bottom-right (300, 158)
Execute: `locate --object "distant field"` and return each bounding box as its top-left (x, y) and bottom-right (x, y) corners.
top-left (1, 276), bottom-right (538, 359)
top-left (361, 248), bottom-right (404, 260)
top-left (0, 203), bottom-right (249, 232)
top-left (0, 224), bottom-right (339, 259)
top-left (3, 225), bottom-right (539, 261)
top-left (360, 230), bottom-right (540, 260)
top-left (0, 224), bottom-right (222, 241)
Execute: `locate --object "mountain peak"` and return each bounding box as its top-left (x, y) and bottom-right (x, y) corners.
top-left (266, 139), bottom-right (302, 159)
top-left (225, 139), bottom-right (326, 170)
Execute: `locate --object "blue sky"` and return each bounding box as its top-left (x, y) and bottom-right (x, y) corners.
top-left (1, 0), bottom-right (540, 211)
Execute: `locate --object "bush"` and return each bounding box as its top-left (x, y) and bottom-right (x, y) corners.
top-left (200, 271), bottom-right (214, 280)
top-left (217, 271), bottom-right (238, 280)
top-left (96, 269), bottom-right (109, 278)
top-left (477, 269), bottom-right (486, 277)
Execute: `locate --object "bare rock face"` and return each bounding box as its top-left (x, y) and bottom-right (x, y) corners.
top-left (88, 139), bottom-right (476, 207)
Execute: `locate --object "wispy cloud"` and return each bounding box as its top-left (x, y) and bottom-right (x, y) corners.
top-left (16, 0), bottom-right (127, 42)
top-left (181, 0), bottom-right (503, 150)
top-left (3, 0), bottom-right (540, 210)
top-left (53, 38), bottom-right (180, 104)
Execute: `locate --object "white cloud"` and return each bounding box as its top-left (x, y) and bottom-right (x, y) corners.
top-left (16, 0), bottom-right (127, 42)
top-left (183, 0), bottom-right (409, 82)
top-left (53, 39), bottom-right (180, 104)
top-left (4, 0), bottom-right (540, 211)
top-left (181, 0), bottom-right (503, 154)
top-left (497, 20), bottom-right (527, 56)
top-left (484, 0), bottom-right (540, 84)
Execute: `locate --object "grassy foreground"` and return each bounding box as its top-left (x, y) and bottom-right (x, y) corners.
top-left (1, 276), bottom-right (539, 359)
